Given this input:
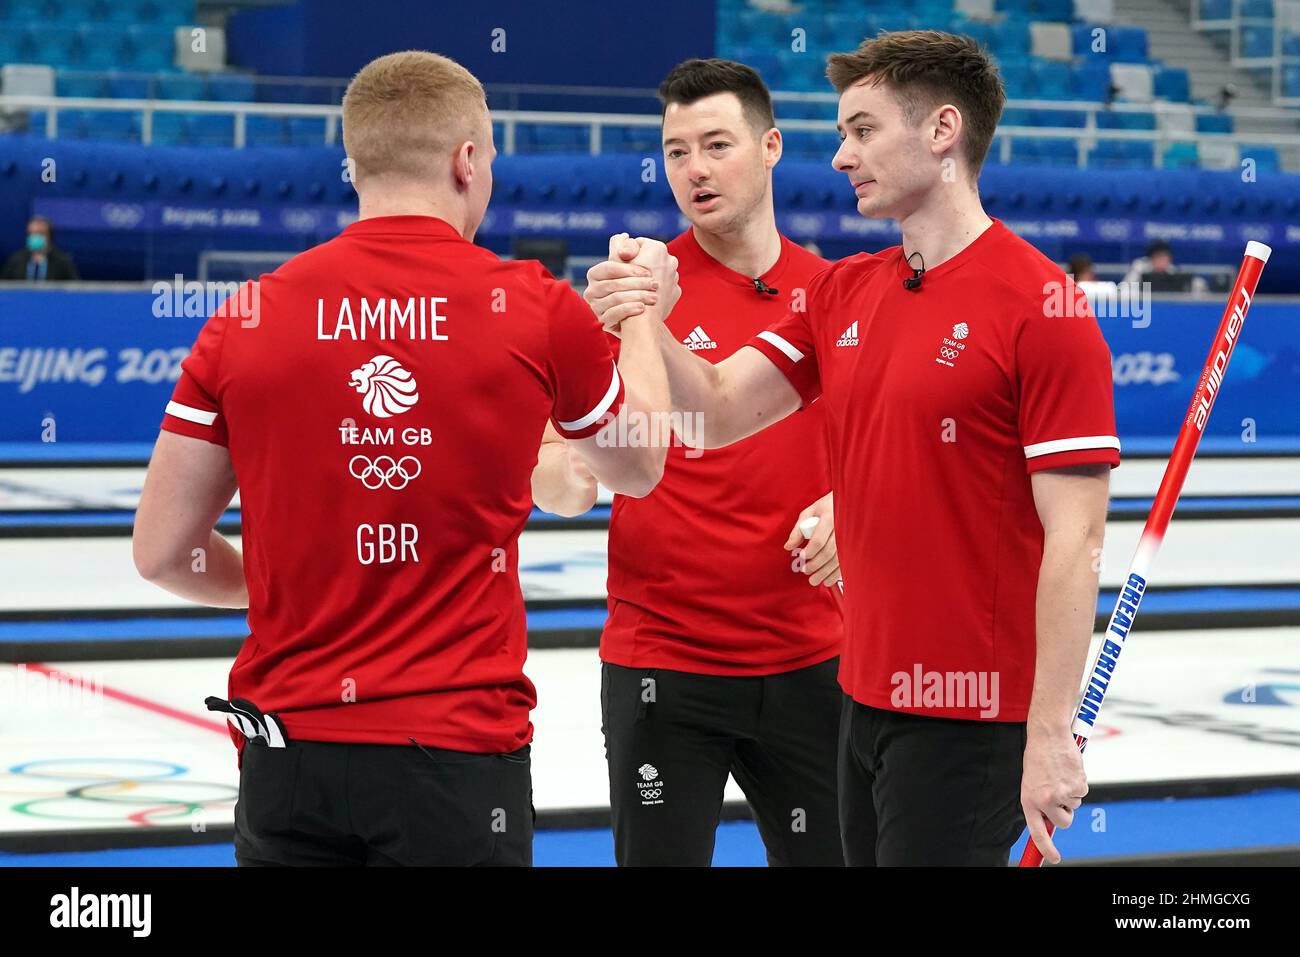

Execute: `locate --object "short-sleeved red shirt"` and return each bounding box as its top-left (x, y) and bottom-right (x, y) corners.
top-left (746, 219), bottom-right (1120, 721)
top-left (162, 215), bottom-right (624, 753)
top-left (601, 229), bottom-right (843, 675)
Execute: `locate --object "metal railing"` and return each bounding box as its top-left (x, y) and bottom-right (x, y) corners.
top-left (2, 94), bottom-right (1298, 168)
top-left (0, 93), bottom-right (341, 146)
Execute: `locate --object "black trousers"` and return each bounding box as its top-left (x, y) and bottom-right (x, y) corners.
top-left (601, 658), bottom-right (844, 866)
top-left (838, 695), bottom-right (1027, 866)
top-left (234, 738), bottom-right (534, 866)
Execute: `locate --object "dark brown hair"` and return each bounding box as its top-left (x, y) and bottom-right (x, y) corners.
top-left (658, 58), bottom-right (775, 133)
top-left (827, 30), bottom-right (1005, 174)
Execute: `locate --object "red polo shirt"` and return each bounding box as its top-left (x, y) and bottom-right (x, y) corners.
top-left (746, 219), bottom-right (1119, 721)
top-left (602, 228), bottom-right (843, 675)
top-left (161, 215), bottom-right (624, 753)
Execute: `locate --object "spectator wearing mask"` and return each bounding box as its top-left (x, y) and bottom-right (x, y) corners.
top-left (2, 216), bottom-right (80, 282)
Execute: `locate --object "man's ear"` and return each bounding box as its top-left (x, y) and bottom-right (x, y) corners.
top-left (764, 127), bottom-right (783, 168)
top-left (453, 140), bottom-right (475, 189)
top-left (931, 103), bottom-right (962, 158)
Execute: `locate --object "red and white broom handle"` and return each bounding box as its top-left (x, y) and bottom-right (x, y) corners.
top-left (1019, 240), bottom-right (1271, 867)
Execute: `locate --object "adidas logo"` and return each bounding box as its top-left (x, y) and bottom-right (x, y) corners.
top-left (836, 321), bottom-right (859, 347)
top-left (683, 325), bottom-right (718, 351)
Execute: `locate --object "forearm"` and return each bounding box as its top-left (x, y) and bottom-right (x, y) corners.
top-left (531, 440), bottom-right (598, 516)
top-left (649, 321), bottom-right (750, 449)
top-left (142, 529), bottom-right (248, 608)
top-left (1028, 530), bottom-right (1104, 735)
top-left (612, 315), bottom-right (671, 476)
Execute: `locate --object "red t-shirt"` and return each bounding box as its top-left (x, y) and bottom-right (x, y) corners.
top-left (746, 219), bottom-right (1120, 721)
top-left (601, 229), bottom-right (843, 675)
top-left (161, 215), bottom-right (624, 753)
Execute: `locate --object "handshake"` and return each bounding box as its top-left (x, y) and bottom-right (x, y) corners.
top-left (583, 233), bottom-right (682, 337)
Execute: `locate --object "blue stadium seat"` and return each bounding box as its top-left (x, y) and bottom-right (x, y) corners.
top-left (30, 26), bottom-right (81, 67)
top-left (149, 112), bottom-right (189, 146)
top-left (127, 25), bottom-right (176, 71)
top-left (1012, 137), bottom-right (1079, 165)
top-left (1034, 108), bottom-right (1087, 127)
top-left (992, 19), bottom-right (1031, 57)
top-left (863, 13), bottom-right (912, 34)
top-left (1153, 68), bottom-right (1190, 102)
top-left (1030, 60), bottom-right (1072, 98)
top-left (0, 31), bottom-right (29, 64)
top-left (1241, 27), bottom-right (1273, 59)
top-left (1112, 27), bottom-right (1150, 64)
top-left (731, 49), bottom-right (781, 87)
top-left (1285, 66), bottom-right (1300, 98)
top-left (188, 113), bottom-right (233, 146)
top-left (59, 0), bottom-right (103, 22)
top-left (82, 110), bottom-right (141, 142)
top-left (1241, 0), bottom-right (1274, 16)
top-left (1096, 110), bottom-right (1155, 130)
top-left (998, 59), bottom-right (1034, 98)
top-left (207, 74), bottom-right (257, 102)
top-left (6, 0), bottom-right (50, 20)
top-left (1072, 62), bottom-right (1112, 101)
top-left (1032, 0), bottom-right (1073, 18)
top-left (814, 12), bottom-right (869, 49)
top-left (245, 115), bottom-right (288, 147)
top-left (1162, 143), bottom-right (1199, 169)
top-left (602, 125), bottom-right (660, 155)
top-left (961, 20), bottom-right (997, 53)
top-left (108, 74), bottom-right (155, 99)
top-left (517, 124), bottom-right (589, 153)
top-left (1195, 113), bottom-right (1233, 134)
top-left (156, 73), bottom-right (205, 100)
top-left (1089, 140), bottom-right (1154, 167)
top-left (148, 0), bottom-right (197, 28)
top-left (57, 71), bottom-right (107, 98)
top-left (913, 0), bottom-right (955, 18)
top-left (54, 109), bottom-right (92, 138)
top-left (104, 0), bottom-right (140, 21)
top-left (286, 116), bottom-right (327, 146)
top-left (999, 107), bottom-right (1037, 127)
top-left (1199, 0), bottom-right (1231, 16)
top-left (78, 25), bottom-right (132, 71)
top-left (731, 8), bottom-right (789, 48)
top-left (777, 55), bottom-right (829, 92)
top-left (1239, 144), bottom-right (1280, 172)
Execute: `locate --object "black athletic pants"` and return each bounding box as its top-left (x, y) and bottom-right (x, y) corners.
top-left (601, 658), bottom-right (844, 866)
top-left (234, 738), bottom-right (534, 866)
top-left (838, 695), bottom-right (1027, 866)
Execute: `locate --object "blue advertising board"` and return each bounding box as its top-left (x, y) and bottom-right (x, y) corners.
top-left (1, 288), bottom-right (1297, 447)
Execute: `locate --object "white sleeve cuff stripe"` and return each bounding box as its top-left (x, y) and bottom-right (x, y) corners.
top-left (558, 362), bottom-right (621, 432)
top-left (1024, 435), bottom-right (1121, 458)
top-left (756, 330), bottom-right (804, 362)
top-left (165, 401), bottom-right (218, 426)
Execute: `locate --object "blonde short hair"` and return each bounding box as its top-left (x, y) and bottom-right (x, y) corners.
top-left (342, 50), bottom-right (488, 185)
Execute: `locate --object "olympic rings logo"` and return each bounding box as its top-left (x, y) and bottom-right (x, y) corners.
top-left (348, 454), bottom-right (422, 490)
top-left (5, 758), bottom-right (237, 825)
top-left (640, 788), bottom-right (662, 799)
top-left (940, 347), bottom-right (960, 360)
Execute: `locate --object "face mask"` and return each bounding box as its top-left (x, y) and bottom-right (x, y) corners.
top-left (26, 233), bottom-right (47, 253)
